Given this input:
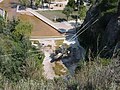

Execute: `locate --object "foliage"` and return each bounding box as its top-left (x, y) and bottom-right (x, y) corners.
top-left (66, 0), bottom-right (76, 9)
top-left (19, 0), bottom-right (42, 8)
top-left (19, 0), bottom-right (30, 7)
top-left (0, 16), bottom-right (5, 32)
top-left (62, 6), bottom-right (73, 21)
top-left (90, 0), bottom-right (96, 3)
top-left (78, 5), bottom-right (87, 19)
top-left (14, 21), bottom-right (32, 38)
top-left (0, 0), bottom-right (120, 89)
top-left (0, 18), bottom-right (44, 82)
top-left (96, 0), bottom-right (119, 16)
top-left (38, 10), bottom-right (67, 22)
top-left (55, 40), bottom-right (64, 49)
top-left (52, 62), bottom-right (67, 76)
top-left (35, 0), bottom-right (41, 8)
top-left (1, 58), bottom-right (120, 90)
top-left (98, 58), bottom-right (111, 66)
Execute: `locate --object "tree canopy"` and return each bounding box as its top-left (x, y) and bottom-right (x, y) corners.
top-left (0, 18), bottom-right (44, 81)
top-left (62, 6), bottom-right (73, 21)
top-left (66, 0), bottom-right (76, 9)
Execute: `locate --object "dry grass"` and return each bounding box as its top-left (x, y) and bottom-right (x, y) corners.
top-left (55, 39), bottom-right (64, 49)
top-left (1, 58), bottom-right (120, 90)
top-left (55, 40), bottom-right (64, 46)
top-left (52, 61), bottom-right (68, 76)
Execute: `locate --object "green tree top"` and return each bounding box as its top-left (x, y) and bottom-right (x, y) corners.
top-left (19, 0), bottom-right (30, 7)
top-left (78, 5), bottom-right (87, 19)
top-left (0, 18), bottom-right (44, 81)
top-left (14, 21), bottom-right (32, 38)
top-left (66, 0), bottom-right (76, 9)
top-left (62, 6), bottom-right (73, 21)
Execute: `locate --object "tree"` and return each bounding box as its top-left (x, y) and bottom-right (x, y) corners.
top-left (0, 16), bottom-right (5, 32)
top-left (19, 0), bottom-right (29, 7)
top-left (78, 5), bottom-right (87, 19)
top-left (66, 0), bottom-right (76, 9)
top-left (35, 0), bottom-right (41, 8)
top-left (10, 20), bottom-right (32, 42)
top-left (62, 6), bottom-right (73, 21)
top-left (14, 21), bottom-right (32, 37)
top-left (0, 18), bottom-right (44, 81)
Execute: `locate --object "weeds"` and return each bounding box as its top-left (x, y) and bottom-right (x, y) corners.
top-left (1, 57), bottom-right (120, 90)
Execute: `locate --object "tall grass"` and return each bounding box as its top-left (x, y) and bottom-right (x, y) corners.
top-left (0, 58), bottom-right (120, 90)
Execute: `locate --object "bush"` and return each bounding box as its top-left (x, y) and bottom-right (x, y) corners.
top-left (0, 18), bottom-right (44, 82)
top-left (1, 58), bottom-right (120, 90)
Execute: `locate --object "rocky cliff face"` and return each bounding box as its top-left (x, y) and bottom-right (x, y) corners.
top-left (78, 0), bottom-right (120, 59)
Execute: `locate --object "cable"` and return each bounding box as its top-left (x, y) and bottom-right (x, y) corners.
top-left (68, 13), bottom-right (98, 42)
top-left (71, 18), bottom-right (99, 41)
top-left (0, 15), bottom-right (99, 58)
top-left (68, 15), bottom-right (97, 42)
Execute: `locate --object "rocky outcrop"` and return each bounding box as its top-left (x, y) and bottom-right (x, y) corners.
top-left (100, 14), bottom-right (120, 58)
top-left (78, 0), bottom-right (120, 60)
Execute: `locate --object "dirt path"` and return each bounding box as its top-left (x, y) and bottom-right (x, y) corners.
top-left (42, 50), bottom-right (57, 79)
top-left (41, 40), bottom-right (68, 79)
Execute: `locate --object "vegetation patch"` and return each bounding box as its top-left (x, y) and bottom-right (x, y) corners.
top-left (37, 10), bottom-right (79, 22)
top-left (53, 61), bottom-right (67, 76)
top-left (55, 39), bottom-right (64, 48)
top-left (37, 10), bottom-right (66, 22)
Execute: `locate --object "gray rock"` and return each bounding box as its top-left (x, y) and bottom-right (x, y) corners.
top-left (78, 0), bottom-right (120, 59)
top-left (61, 43), bottom-right (85, 75)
